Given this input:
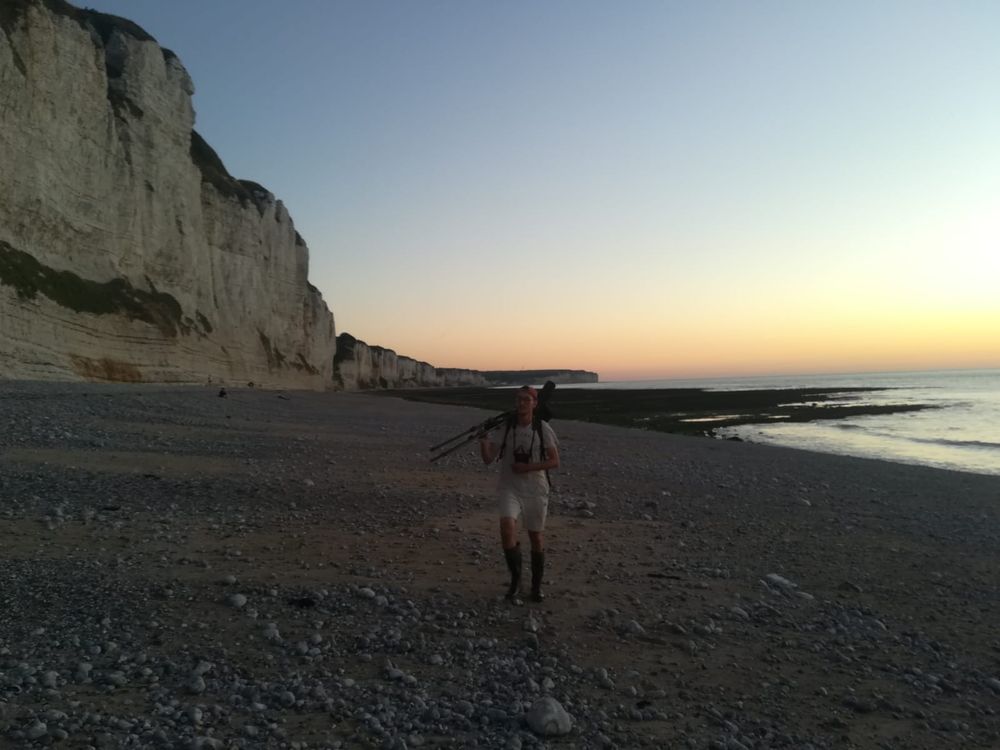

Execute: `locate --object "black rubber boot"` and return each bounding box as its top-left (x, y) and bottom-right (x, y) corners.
top-left (530, 549), bottom-right (545, 602)
top-left (503, 544), bottom-right (522, 600)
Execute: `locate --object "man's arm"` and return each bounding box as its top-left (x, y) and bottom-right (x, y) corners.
top-left (479, 433), bottom-right (498, 464)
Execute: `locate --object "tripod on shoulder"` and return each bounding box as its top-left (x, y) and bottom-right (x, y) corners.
top-left (428, 381), bottom-right (555, 462)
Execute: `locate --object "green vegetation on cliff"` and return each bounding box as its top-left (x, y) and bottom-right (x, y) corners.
top-left (0, 240), bottom-right (187, 337)
top-left (189, 132), bottom-right (274, 216)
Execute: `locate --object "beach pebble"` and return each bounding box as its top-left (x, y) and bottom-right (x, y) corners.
top-left (104, 671), bottom-right (128, 687)
top-left (194, 661), bottom-right (214, 675)
top-left (263, 623), bottom-right (282, 641)
top-left (525, 696), bottom-right (573, 736)
top-left (192, 737), bottom-right (224, 749)
top-left (227, 593), bottom-right (248, 608)
top-left (26, 721), bottom-right (48, 740)
top-left (623, 619), bottom-right (645, 635)
top-left (764, 573), bottom-right (797, 589)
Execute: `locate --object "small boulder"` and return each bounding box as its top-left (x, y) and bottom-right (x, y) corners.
top-left (525, 696), bottom-right (573, 736)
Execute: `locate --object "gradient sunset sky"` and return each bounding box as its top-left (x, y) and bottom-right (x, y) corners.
top-left (84, 0), bottom-right (999, 381)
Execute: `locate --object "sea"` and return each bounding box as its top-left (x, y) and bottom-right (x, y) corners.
top-left (570, 368), bottom-right (1000, 477)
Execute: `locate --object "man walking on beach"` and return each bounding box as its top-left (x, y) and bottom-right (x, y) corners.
top-left (479, 386), bottom-right (560, 602)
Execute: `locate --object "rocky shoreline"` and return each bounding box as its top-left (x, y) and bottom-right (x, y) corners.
top-left (1, 381), bottom-right (998, 749)
top-left (384, 386), bottom-right (934, 437)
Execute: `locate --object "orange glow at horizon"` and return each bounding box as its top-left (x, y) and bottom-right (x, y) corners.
top-left (335, 201), bottom-right (1000, 383)
top-left (392, 303), bottom-right (999, 382)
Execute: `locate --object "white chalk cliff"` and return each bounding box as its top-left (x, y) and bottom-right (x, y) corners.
top-left (0, 0), bottom-right (335, 388)
top-left (332, 333), bottom-right (597, 390)
top-left (333, 333), bottom-right (488, 390)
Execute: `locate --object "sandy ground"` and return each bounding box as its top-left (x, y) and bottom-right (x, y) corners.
top-left (1, 382), bottom-right (998, 749)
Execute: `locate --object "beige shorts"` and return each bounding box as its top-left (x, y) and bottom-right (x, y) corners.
top-left (497, 486), bottom-right (549, 532)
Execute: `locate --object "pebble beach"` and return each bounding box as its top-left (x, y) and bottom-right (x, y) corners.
top-left (1, 381), bottom-right (999, 749)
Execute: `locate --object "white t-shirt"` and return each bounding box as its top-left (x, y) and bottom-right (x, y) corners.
top-left (491, 419), bottom-right (558, 492)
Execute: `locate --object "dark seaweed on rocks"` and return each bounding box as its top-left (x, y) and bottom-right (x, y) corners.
top-left (389, 385), bottom-right (936, 436)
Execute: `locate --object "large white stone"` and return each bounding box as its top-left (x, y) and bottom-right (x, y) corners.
top-left (525, 696), bottom-right (573, 736)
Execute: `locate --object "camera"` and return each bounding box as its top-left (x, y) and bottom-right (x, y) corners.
top-left (513, 449), bottom-right (531, 464)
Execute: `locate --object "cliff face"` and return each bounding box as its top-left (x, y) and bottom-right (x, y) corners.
top-left (334, 334), bottom-right (487, 390)
top-left (0, 1), bottom-right (335, 388)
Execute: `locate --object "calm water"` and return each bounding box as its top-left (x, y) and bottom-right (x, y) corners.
top-left (574, 369), bottom-right (1000, 477)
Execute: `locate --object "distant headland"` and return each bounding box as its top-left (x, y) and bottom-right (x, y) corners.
top-left (481, 370), bottom-right (599, 386)
top-left (334, 333), bottom-right (597, 390)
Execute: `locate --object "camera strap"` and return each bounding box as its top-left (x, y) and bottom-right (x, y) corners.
top-left (496, 416), bottom-right (552, 490)
top-left (497, 417), bottom-right (540, 460)
top-left (497, 414), bottom-right (515, 462)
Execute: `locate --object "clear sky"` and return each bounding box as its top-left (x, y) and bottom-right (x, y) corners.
top-left (83, 0), bottom-right (999, 381)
